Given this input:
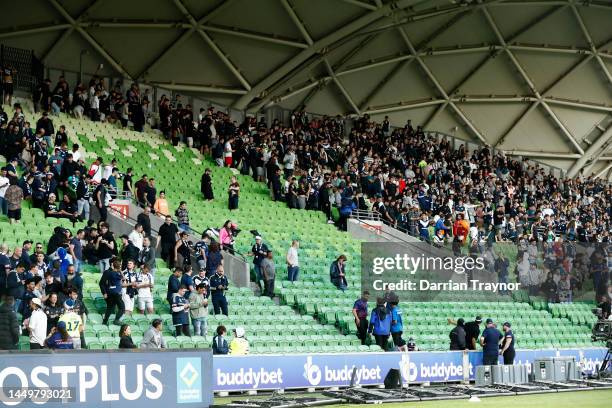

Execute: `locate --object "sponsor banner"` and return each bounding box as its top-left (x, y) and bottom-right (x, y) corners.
top-left (213, 348), bottom-right (608, 391)
top-left (0, 350), bottom-right (212, 407)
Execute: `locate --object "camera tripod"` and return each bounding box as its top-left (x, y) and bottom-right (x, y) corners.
top-left (598, 343), bottom-right (611, 378)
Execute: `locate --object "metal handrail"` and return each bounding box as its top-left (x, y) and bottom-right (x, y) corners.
top-left (105, 190), bottom-right (248, 261)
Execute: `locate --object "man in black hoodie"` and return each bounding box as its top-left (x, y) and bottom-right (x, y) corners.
top-left (0, 296), bottom-right (19, 350)
top-left (449, 318), bottom-right (467, 351)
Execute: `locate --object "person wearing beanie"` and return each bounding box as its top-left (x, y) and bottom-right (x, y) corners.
top-left (480, 318), bottom-right (503, 365)
top-left (449, 318), bottom-right (467, 350)
top-left (45, 321), bottom-right (74, 349)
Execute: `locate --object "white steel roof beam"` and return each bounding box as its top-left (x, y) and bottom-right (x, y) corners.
top-left (172, 0), bottom-right (251, 91)
top-left (324, 59), bottom-right (361, 115)
top-left (138, 0), bottom-right (236, 80)
top-left (0, 24), bottom-right (70, 39)
top-left (233, 0), bottom-right (426, 110)
top-left (48, 0), bottom-right (132, 79)
top-left (571, 4), bottom-right (612, 86)
top-left (397, 26), bottom-right (487, 144)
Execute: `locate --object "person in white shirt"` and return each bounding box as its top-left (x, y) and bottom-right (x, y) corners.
top-left (136, 265), bottom-right (154, 315)
top-left (286, 240), bottom-right (300, 282)
top-left (27, 298), bottom-right (47, 349)
top-left (283, 148), bottom-right (297, 178)
top-left (128, 224), bottom-right (145, 251)
top-left (71, 144), bottom-right (82, 163)
top-left (122, 260), bottom-right (138, 316)
top-left (102, 159), bottom-right (116, 181)
top-left (0, 167), bottom-right (9, 215)
top-left (223, 137), bottom-right (233, 167)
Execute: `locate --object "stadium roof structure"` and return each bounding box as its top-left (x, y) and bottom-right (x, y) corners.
top-left (1, 0), bottom-right (612, 177)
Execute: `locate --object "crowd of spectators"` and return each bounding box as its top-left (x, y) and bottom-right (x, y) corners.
top-left (1, 74), bottom-right (611, 354)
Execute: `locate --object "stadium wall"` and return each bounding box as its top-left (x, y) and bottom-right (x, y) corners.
top-left (0, 349), bottom-right (213, 407)
top-left (213, 348), bottom-right (609, 392)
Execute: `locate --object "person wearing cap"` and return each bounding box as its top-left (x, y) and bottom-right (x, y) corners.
top-left (27, 297), bottom-right (47, 349)
top-left (368, 297), bottom-right (392, 350)
top-left (480, 318), bottom-right (503, 365)
top-left (449, 318), bottom-right (467, 351)
top-left (248, 236), bottom-right (269, 289)
top-left (500, 322), bottom-right (515, 365)
top-left (45, 321), bottom-right (74, 349)
top-left (464, 316), bottom-right (482, 350)
top-left (59, 298), bottom-right (84, 349)
top-left (229, 327), bottom-right (249, 355)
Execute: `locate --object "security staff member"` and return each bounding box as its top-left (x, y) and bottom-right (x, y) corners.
top-left (99, 259), bottom-right (125, 326)
top-left (209, 265), bottom-right (229, 316)
top-left (480, 318), bottom-right (503, 365)
top-left (500, 322), bottom-right (515, 365)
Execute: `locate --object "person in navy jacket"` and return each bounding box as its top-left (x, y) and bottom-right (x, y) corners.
top-left (171, 286), bottom-right (190, 336)
top-left (209, 265), bottom-right (229, 316)
top-left (368, 297), bottom-right (392, 350)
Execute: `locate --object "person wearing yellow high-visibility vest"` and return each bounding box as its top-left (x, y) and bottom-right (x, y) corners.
top-left (58, 299), bottom-right (83, 349)
top-left (229, 327), bottom-right (249, 355)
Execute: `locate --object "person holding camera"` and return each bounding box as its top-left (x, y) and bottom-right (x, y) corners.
top-left (175, 201), bottom-right (190, 231)
top-left (219, 220), bottom-right (236, 254)
top-left (249, 236), bottom-right (268, 289)
top-left (95, 223), bottom-right (115, 273)
top-left (174, 231), bottom-right (193, 268)
top-left (227, 176), bottom-right (240, 210)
